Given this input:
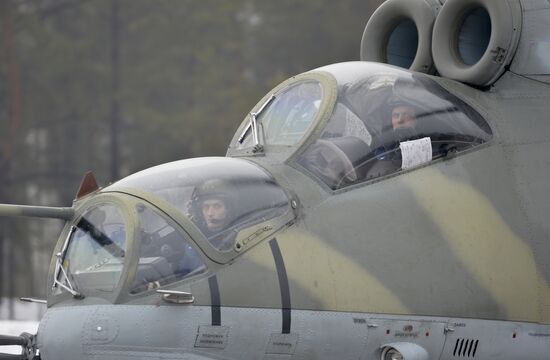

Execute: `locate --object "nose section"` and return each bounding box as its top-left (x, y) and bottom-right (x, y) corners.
top-left (38, 305), bottom-right (199, 360)
top-left (38, 307), bottom-right (92, 360)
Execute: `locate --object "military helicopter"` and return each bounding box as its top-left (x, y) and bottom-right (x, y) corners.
top-left (1, 0), bottom-right (550, 359)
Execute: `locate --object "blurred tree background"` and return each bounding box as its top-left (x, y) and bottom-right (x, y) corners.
top-left (0, 0), bottom-right (384, 317)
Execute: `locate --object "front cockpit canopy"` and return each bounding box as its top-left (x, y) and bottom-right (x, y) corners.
top-left (52, 158), bottom-right (291, 299)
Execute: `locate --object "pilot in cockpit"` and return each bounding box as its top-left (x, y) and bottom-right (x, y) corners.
top-left (391, 103), bottom-right (417, 130)
top-left (189, 179), bottom-right (237, 251)
top-left (389, 100), bottom-right (419, 141)
top-left (373, 99), bottom-right (421, 155)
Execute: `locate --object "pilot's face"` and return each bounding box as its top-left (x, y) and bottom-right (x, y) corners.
top-left (201, 198), bottom-right (228, 232)
top-left (392, 105), bottom-right (416, 130)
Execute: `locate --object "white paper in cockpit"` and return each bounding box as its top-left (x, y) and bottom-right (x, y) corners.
top-left (400, 137), bottom-right (432, 170)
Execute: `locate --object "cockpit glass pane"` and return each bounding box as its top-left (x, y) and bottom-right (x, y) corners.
top-left (57, 204), bottom-right (126, 294)
top-left (109, 158), bottom-right (290, 252)
top-left (131, 204), bottom-right (206, 294)
top-left (297, 66), bottom-right (492, 190)
top-left (238, 81), bottom-right (322, 148)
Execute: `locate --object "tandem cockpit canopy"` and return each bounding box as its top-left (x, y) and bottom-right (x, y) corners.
top-left (229, 62), bottom-right (493, 190)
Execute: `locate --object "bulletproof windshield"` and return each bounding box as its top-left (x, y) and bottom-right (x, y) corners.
top-left (236, 81), bottom-right (323, 149)
top-left (110, 157), bottom-right (290, 252)
top-left (297, 63), bottom-right (492, 190)
top-left (54, 204), bottom-right (127, 294)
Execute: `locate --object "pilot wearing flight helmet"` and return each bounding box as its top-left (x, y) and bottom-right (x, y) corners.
top-left (189, 179), bottom-right (236, 251)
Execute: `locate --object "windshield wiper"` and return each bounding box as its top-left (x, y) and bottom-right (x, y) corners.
top-left (77, 217), bottom-right (125, 258)
top-left (52, 226), bottom-right (82, 298)
top-left (238, 94), bottom-right (276, 147)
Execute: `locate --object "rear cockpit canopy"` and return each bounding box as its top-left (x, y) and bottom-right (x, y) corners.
top-left (229, 62), bottom-right (492, 191)
top-left (297, 62), bottom-right (492, 190)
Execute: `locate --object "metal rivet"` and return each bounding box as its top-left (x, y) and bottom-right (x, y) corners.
top-left (96, 326), bottom-right (102, 332)
top-left (291, 200), bottom-right (297, 209)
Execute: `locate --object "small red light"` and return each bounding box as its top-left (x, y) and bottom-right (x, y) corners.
top-left (426, 331), bottom-right (429, 337)
top-left (513, 333), bottom-right (516, 339)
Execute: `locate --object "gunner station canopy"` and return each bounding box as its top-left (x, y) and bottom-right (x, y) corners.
top-left (53, 158), bottom-right (291, 297)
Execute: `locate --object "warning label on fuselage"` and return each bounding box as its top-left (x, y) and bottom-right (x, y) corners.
top-left (194, 325), bottom-right (229, 349)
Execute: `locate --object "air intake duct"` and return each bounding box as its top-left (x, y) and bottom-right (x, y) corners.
top-left (360, 0), bottom-right (441, 74)
top-left (432, 0), bottom-right (522, 86)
